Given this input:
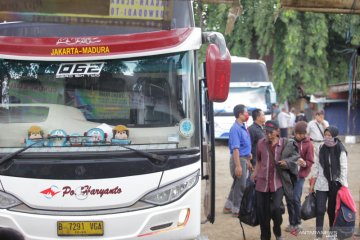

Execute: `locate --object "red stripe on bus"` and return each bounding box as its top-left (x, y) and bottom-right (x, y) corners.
top-left (0, 28), bottom-right (193, 57)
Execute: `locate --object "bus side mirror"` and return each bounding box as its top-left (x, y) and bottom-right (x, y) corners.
top-left (205, 44), bottom-right (231, 102)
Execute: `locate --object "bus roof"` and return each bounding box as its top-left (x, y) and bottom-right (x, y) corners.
top-left (230, 56), bottom-right (269, 83)
top-left (230, 56), bottom-right (266, 65)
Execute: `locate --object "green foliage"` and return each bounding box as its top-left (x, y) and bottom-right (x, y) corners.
top-left (195, 0), bottom-right (360, 104)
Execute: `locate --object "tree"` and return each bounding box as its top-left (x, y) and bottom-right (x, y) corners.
top-left (194, 0), bottom-right (360, 103)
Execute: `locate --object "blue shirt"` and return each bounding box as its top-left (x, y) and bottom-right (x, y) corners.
top-left (228, 120), bottom-right (251, 156)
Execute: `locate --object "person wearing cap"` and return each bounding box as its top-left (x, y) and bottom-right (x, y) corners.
top-left (223, 104), bottom-right (252, 217)
top-left (309, 126), bottom-right (348, 239)
top-left (251, 120), bottom-right (299, 240)
top-left (284, 121), bottom-right (314, 234)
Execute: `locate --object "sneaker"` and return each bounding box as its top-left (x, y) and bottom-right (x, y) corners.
top-left (222, 207), bottom-right (231, 214)
top-left (285, 225), bottom-right (295, 232)
top-left (275, 236), bottom-right (284, 240)
top-left (295, 224), bottom-right (302, 231)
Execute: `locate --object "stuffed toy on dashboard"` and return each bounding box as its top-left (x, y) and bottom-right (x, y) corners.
top-left (111, 125), bottom-right (131, 145)
top-left (25, 125), bottom-right (44, 147)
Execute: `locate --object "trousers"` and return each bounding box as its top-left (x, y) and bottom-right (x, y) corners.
top-left (224, 157), bottom-right (248, 214)
top-left (256, 187), bottom-right (284, 240)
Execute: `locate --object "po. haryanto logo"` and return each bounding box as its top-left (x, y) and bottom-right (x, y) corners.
top-left (40, 185), bottom-right (122, 200)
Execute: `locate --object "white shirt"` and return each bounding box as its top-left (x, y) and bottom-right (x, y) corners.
top-left (277, 111), bottom-right (291, 128)
top-left (289, 112), bottom-right (296, 127)
top-left (307, 119), bottom-right (329, 141)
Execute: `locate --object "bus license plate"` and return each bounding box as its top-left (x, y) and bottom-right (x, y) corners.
top-left (57, 221), bottom-right (104, 236)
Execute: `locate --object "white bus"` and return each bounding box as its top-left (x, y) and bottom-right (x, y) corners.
top-left (0, 1), bottom-right (231, 239)
top-left (213, 56), bottom-right (277, 139)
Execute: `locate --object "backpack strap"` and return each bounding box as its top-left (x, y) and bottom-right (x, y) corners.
top-left (239, 220), bottom-right (246, 240)
top-left (315, 123), bottom-right (324, 138)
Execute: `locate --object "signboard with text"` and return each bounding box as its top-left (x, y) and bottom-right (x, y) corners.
top-left (0, 0), bottom-right (173, 27)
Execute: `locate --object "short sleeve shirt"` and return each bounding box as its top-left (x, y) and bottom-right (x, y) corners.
top-left (307, 119), bottom-right (329, 141)
top-left (228, 120), bottom-right (251, 156)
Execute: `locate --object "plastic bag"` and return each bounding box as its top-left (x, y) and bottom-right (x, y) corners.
top-left (301, 192), bottom-right (316, 220)
top-left (238, 181), bottom-right (259, 226)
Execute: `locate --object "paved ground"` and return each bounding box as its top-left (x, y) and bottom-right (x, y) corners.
top-left (201, 140), bottom-right (360, 240)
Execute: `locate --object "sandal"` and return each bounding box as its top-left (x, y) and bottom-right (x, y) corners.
top-left (223, 207), bottom-right (232, 214)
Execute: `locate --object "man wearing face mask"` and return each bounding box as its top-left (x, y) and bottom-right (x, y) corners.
top-left (223, 104), bottom-right (252, 217)
top-left (309, 126), bottom-right (348, 239)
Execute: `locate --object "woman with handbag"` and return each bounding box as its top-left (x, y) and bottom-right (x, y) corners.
top-left (309, 126), bottom-right (348, 239)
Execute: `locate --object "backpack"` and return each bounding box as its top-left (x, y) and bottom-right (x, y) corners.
top-left (333, 202), bottom-right (355, 239)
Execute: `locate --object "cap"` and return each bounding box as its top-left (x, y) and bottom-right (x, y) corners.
top-left (324, 125), bottom-right (339, 138)
top-left (113, 125), bottom-right (128, 132)
top-left (264, 120), bottom-right (279, 131)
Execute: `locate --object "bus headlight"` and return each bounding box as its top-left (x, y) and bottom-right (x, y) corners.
top-left (0, 191), bottom-right (22, 209)
top-left (141, 170), bottom-right (199, 205)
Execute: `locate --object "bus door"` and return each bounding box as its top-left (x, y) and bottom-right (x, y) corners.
top-left (200, 79), bottom-right (215, 224)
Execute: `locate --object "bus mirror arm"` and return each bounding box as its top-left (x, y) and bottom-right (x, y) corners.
top-left (202, 32), bottom-right (227, 59)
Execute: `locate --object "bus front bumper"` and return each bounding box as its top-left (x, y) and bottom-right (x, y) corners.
top-left (0, 184), bottom-right (200, 240)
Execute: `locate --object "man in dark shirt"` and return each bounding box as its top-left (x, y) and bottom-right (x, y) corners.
top-left (247, 109), bottom-right (265, 182)
top-left (248, 109), bottom-right (266, 165)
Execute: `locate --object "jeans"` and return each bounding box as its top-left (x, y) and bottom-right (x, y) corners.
top-left (256, 188), bottom-right (284, 240)
top-left (286, 177), bottom-right (305, 226)
top-left (315, 181), bottom-right (341, 238)
top-left (224, 157), bottom-right (248, 214)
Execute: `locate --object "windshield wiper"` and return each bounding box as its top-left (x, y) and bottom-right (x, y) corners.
top-left (119, 145), bottom-right (168, 165)
top-left (0, 137), bottom-right (169, 170)
top-left (0, 135), bottom-right (71, 169)
top-left (0, 139), bottom-right (46, 170)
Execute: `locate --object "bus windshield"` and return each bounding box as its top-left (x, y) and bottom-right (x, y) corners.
top-left (0, 0), bottom-right (193, 37)
top-left (0, 51), bottom-right (198, 149)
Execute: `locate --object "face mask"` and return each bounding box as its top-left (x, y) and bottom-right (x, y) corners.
top-left (324, 136), bottom-right (336, 147)
top-left (244, 112), bottom-right (249, 122)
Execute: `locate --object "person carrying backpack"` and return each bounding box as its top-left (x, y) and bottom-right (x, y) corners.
top-left (251, 120), bottom-right (299, 240)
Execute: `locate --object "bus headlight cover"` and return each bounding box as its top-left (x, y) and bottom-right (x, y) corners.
top-left (0, 191), bottom-right (22, 209)
top-left (141, 170), bottom-right (199, 205)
